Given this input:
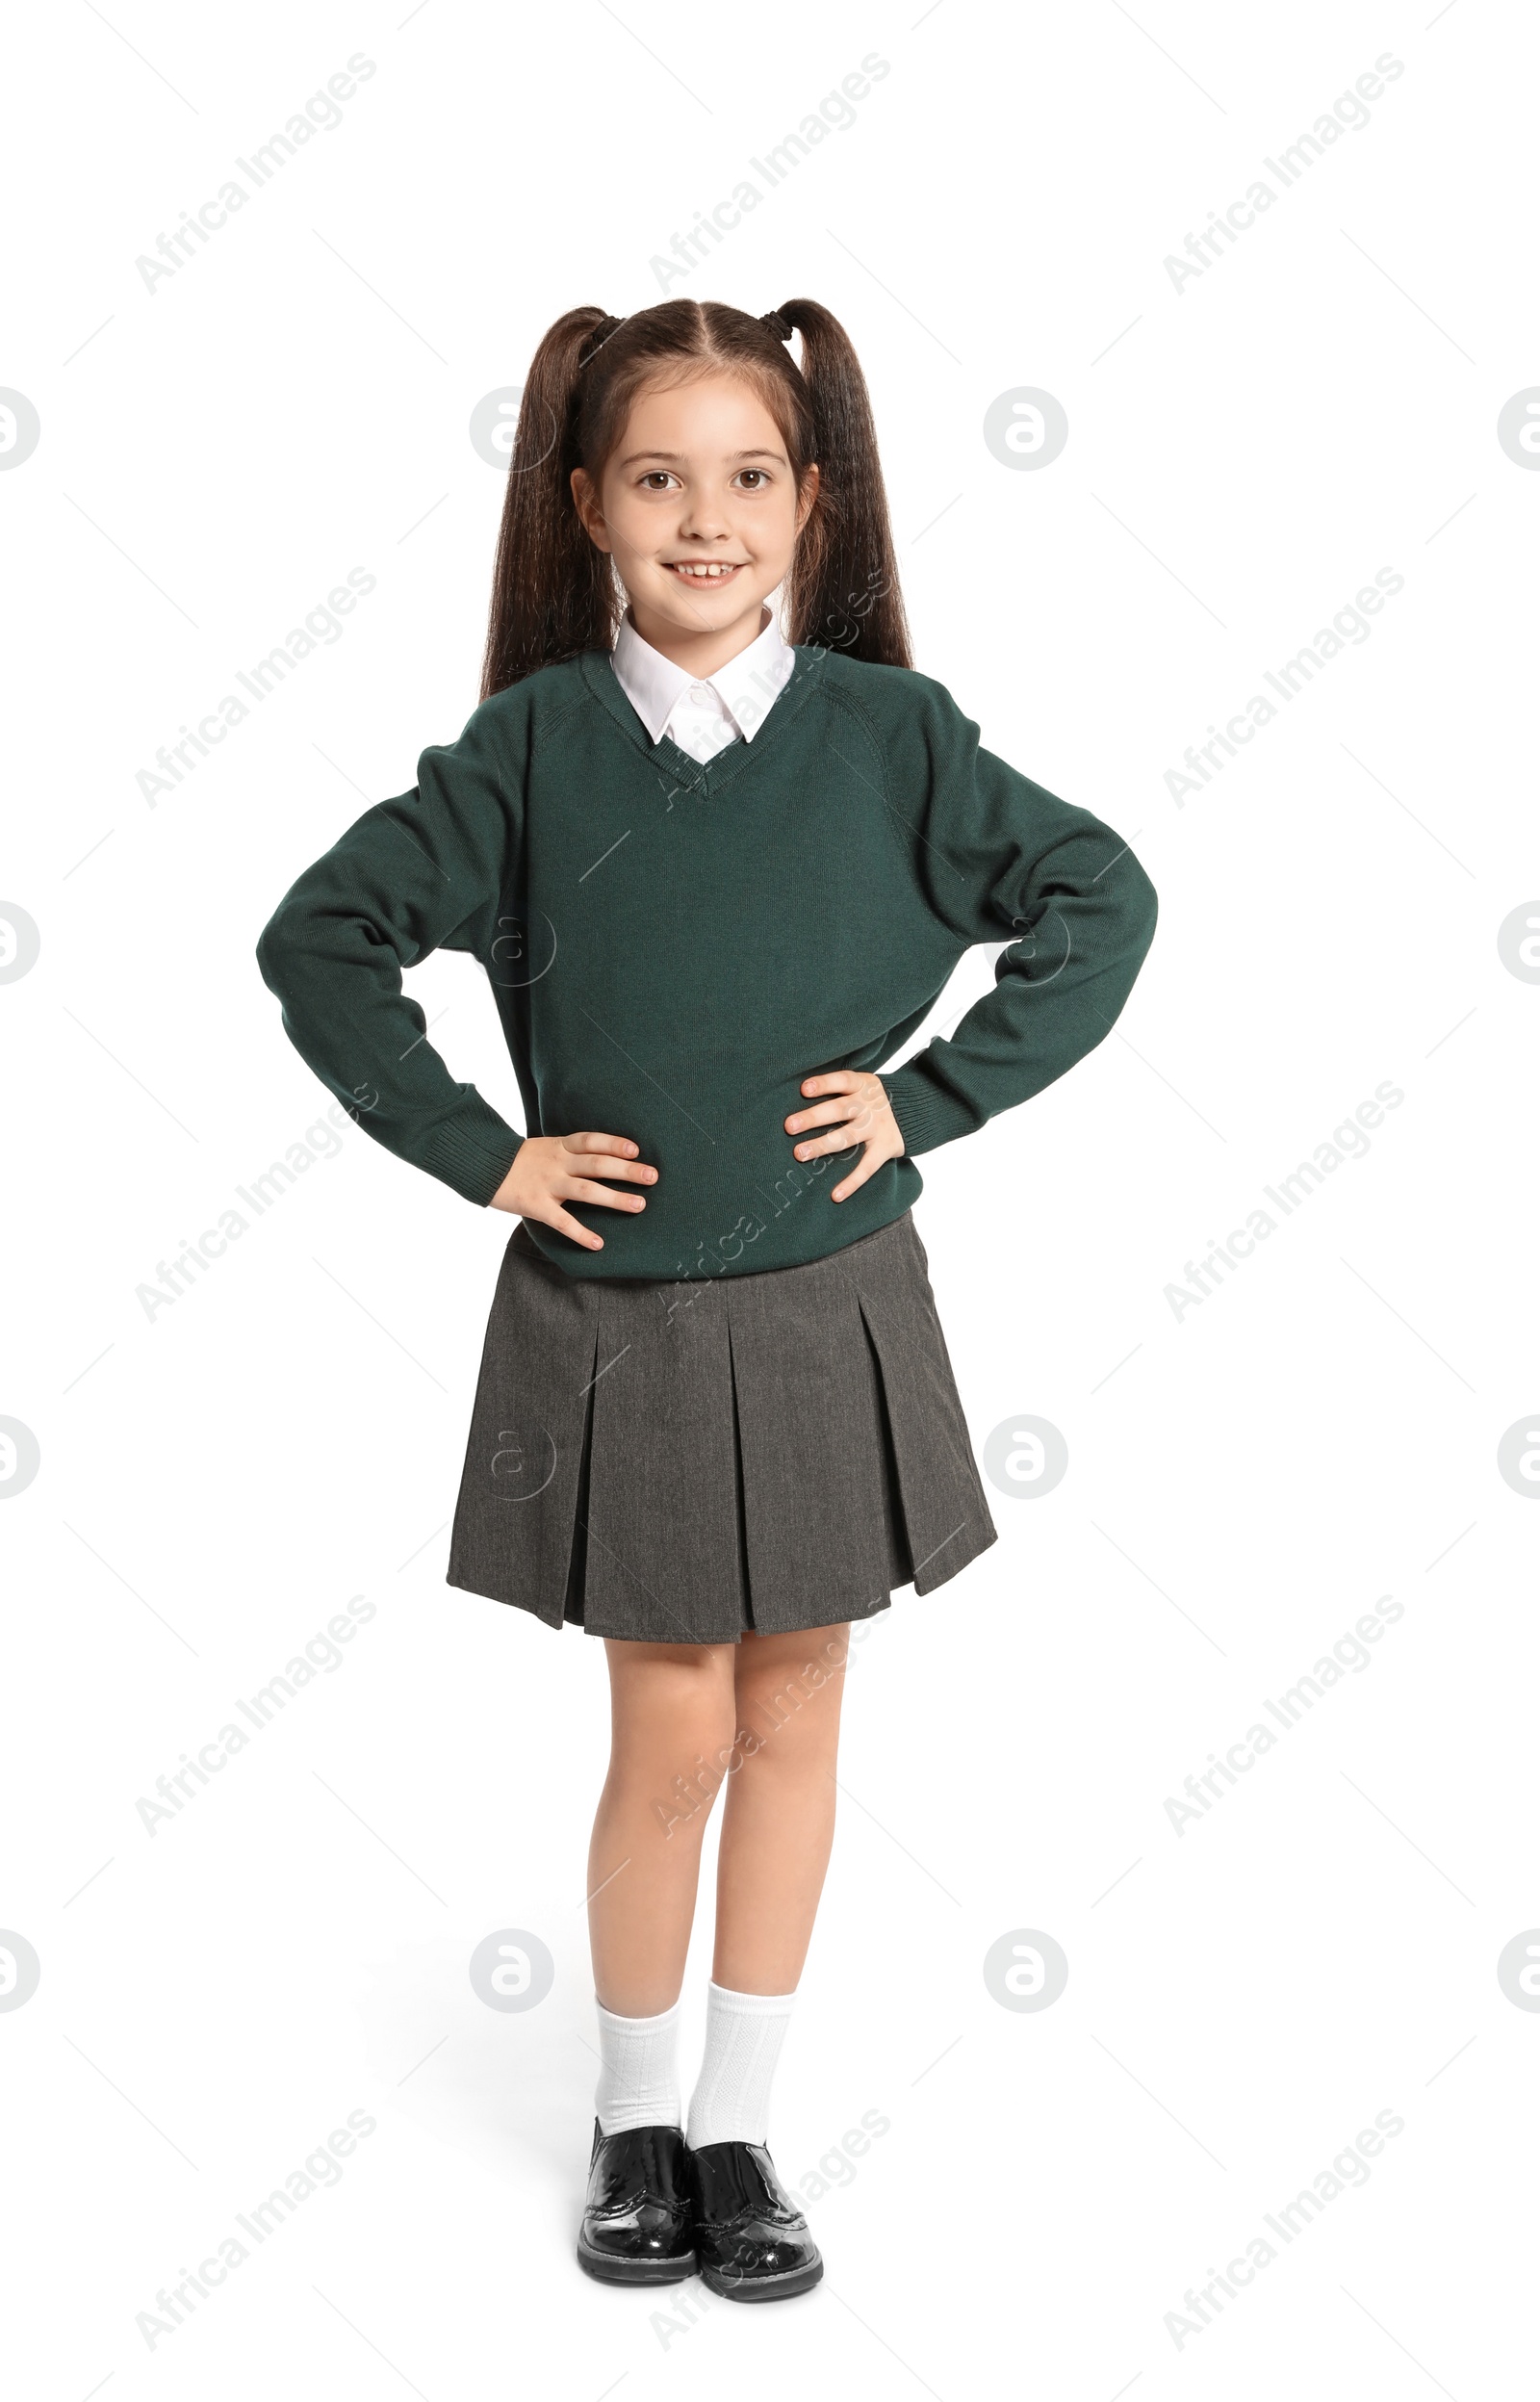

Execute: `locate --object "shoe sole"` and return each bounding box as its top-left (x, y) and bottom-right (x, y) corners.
top-left (576, 2237), bottom-right (699, 2286)
top-left (700, 2255), bottom-right (824, 2303)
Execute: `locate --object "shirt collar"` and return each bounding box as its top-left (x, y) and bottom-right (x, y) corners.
top-left (610, 603), bottom-right (796, 746)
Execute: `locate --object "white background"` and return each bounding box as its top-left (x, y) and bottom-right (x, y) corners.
top-left (4, 2), bottom-right (1537, 2394)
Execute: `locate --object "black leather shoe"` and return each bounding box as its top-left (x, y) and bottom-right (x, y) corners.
top-left (576, 2120), bottom-right (697, 2285)
top-left (688, 2138), bottom-right (823, 2301)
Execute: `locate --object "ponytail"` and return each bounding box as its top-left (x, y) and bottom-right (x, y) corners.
top-left (479, 297), bottom-right (911, 699)
top-left (478, 306), bottom-right (621, 701)
top-left (768, 297), bottom-right (911, 674)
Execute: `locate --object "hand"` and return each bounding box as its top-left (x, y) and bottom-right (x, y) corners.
top-left (490, 1130), bottom-right (657, 1253)
top-left (784, 1071), bottom-right (905, 1203)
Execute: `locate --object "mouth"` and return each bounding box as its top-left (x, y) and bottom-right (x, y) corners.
top-left (664, 560), bottom-right (747, 585)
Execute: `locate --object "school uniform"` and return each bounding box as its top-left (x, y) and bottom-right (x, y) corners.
top-left (255, 608), bottom-right (1158, 1642)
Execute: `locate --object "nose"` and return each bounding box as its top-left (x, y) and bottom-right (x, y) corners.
top-left (675, 495), bottom-right (733, 543)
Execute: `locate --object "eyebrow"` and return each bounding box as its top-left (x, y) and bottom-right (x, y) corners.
top-left (617, 448), bottom-right (785, 468)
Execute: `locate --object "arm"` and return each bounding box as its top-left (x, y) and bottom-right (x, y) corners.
top-left (254, 697), bottom-right (526, 1206)
top-left (878, 678), bottom-right (1158, 1156)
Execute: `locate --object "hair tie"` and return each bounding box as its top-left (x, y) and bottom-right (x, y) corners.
top-left (578, 314), bottom-right (625, 371)
top-left (761, 309), bottom-right (793, 343)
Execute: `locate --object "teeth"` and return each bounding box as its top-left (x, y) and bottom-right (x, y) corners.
top-left (672, 563), bottom-right (738, 577)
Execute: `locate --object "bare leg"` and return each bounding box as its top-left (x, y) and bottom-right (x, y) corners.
top-left (712, 1622), bottom-right (852, 1995)
top-left (587, 1639), bottom-right (738, 2017)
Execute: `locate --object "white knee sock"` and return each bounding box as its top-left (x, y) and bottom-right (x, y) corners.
top-left (685, 1981), bottom-right (796, 2150)
top-left (594, 1997), bottom-right (682, 2135)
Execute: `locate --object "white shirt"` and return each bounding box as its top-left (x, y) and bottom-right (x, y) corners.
top-left (609, 602), bottom-right (797, 764)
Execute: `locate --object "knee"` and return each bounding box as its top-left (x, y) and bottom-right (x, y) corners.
top-left (668, 1706), bottom-right (743, 1791)
top-left (609, 1647), bottom-right (739, 1785)
top-left (642, 1710), bottom-right (744, 1842)
top-left (664, 1655), bottom-right (741, 1769)
top-left (733, 1651), bottom-right (848, 1764)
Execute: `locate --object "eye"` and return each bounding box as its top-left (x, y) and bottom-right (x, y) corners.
top-left (736, 469), bottom-right (769, 490)
top-left (639, 471), bottom-right (677, 490)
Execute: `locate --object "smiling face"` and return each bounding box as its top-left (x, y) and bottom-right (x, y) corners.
top-left (570, 369), bottom-right (818, 674)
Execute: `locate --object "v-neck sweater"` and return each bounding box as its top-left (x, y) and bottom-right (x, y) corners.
top-left (255, 643), bottom-right (1158, 1281)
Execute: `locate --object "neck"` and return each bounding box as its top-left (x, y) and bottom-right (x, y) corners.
top-left (624, 598), bottom-right (771, 677)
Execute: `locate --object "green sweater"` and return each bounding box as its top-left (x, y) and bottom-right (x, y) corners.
top-left (255, 644), bottom-right (1157, 1280)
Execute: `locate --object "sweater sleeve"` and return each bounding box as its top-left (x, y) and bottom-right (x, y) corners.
top-left (254, 695), bottom-right (526, 1207)
top-left (877, 675), bottom-right (1158, 1158)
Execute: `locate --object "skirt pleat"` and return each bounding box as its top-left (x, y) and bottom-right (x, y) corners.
top-left (582, 1273), bottom-right (748, 1643)
top-left (842, 1225), bottom-right (995, 1597)
top-left (446, 1210), bottom-right (997, 1644)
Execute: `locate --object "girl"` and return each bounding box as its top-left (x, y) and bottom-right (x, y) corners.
top-left (256, 297), bottom-right (1157, 2301)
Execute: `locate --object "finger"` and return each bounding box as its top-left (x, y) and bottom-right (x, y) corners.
top-left (791, 1102), bottom-right (881, 1152)
top-left (831, 1160), bottom-right (880, 1203)
top-left (563, 1149), bottom-right (657, 1186)
top-left (831, 1145), bottom-right (886, 1204)
top-left (562, 1176), bottom-right (648, 1212)
top-left (792, 1124), bottom-right (865, 1162)
top-left (539, 1202), bottom-right (604, 1252)
top-left (785, 1097), bottom-right (861, 1135)
top-left (566, 1129), bottom-right (642, 1158)
top-left (787, 1080), bottom-right (860, 1124)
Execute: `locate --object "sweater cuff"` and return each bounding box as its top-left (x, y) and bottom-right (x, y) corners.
top-left (879, 1066), bottom-right (981, 1159)
top-left (411, 1100), bottom-right (525, 1207)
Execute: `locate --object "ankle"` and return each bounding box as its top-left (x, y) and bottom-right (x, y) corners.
top-left (594, 1996), bottom-right (683, 2135)
top-left (685, 1979), bottom-right (797, 2151)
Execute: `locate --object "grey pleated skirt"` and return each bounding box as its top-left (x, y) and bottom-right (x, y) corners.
top-left (445, 1208), bottom-right (997, 1644)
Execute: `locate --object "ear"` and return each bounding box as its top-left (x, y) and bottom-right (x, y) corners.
top-left (570, 465), bottom-right (612, 553)
top-left (795, 461), bottom-right (820, 534)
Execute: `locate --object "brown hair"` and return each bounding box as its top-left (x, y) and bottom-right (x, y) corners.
top-left (478, 297), bottom-right (912, 699)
